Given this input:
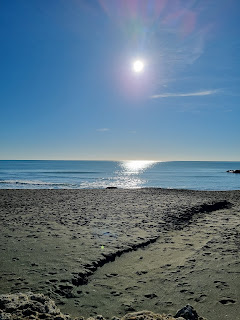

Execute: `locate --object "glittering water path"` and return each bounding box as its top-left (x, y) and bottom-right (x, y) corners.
top-left (0, 160), bottom-right (240, 190)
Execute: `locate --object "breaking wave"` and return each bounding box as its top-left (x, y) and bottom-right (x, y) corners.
top-left (0, 180), bottom-right (71, 187)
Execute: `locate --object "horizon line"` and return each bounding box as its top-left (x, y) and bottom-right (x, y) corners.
top-left (0, 159), bottom-right (240, 162)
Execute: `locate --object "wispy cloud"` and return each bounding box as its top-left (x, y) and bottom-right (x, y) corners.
top-left (96, 128), bottom-right (110, 132)
top-left (151, 90), bottom-right (219, 99)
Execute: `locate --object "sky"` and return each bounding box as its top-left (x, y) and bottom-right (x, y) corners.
top-left (0, 0), bottom-right (240, 161)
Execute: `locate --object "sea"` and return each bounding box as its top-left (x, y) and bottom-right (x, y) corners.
top-left (0, 160), bottom-right (239, 191)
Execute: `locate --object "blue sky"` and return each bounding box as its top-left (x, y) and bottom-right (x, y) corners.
top-left (0, 0), bottom-right (240, 161)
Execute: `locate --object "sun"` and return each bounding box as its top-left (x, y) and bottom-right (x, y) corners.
top-left (132, 60), bottom-right (144, 73)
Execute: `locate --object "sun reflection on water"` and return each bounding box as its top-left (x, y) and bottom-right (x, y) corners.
top-left (114, 160), bottom-right (158, 188)
top-left (79, 160), bottom-right (158, 189)
top-left (120, 160), bottom-right (157, 174)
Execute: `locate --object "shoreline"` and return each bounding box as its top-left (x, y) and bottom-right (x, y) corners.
top-left (1, 187), bottom-right (240, 191)
top-left (0, 188), bottom-right (239, 319)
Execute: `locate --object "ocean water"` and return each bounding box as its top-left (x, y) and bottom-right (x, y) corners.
top-left (0, 160), bottom-right (239, 190)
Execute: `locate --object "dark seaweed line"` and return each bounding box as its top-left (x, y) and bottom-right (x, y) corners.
top-left (170, 200), bottom-right (232, 230)
top-left (71, 235), bottom-right (160, 286)
top-left (71, 200), bottom-right (232, 287)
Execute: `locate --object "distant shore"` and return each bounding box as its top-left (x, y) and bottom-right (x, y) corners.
top-left (0, 189), bottom-right (239, 319)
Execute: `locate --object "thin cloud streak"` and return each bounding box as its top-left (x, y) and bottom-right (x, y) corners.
top-left (96, 128), bottom-right (110, 132)
top-left (151, 90), bottom-right (219, 99)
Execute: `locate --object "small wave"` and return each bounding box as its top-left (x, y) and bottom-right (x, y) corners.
top-left (0, 180), bottom-right (69, 186)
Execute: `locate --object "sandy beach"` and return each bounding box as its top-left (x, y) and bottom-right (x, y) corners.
top-left (0, 189), bottom-right (239, 319)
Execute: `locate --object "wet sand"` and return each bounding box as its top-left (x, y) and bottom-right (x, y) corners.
top-left (0, 189), bottom-right (239, 319)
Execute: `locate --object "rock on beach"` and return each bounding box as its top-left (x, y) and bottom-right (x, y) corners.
top-left (226, 169), bottom-right (240, 173)
top-left (0, 292), bottom-right (206, 320)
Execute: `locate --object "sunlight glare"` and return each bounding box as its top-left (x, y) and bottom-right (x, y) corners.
top-left (121, 160), bottom-right (157, 174)
top-left (133, 60), bottom-right (144, 73)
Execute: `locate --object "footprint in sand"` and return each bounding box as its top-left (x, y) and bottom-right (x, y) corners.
top-left (110, 291), bottom-right (122, 296)
top-left (219, 298), bottom-right (236, 305)
top-left (180, 289), bottom-right (194, 295)
top-left (214, 280), bottom-right (229, 290)
top-left (155, 301), bottom-right (173, 306)
top-left (194, 294), bottom-right (207, 302)
top-left (144, 293), bottom-right (158, 299)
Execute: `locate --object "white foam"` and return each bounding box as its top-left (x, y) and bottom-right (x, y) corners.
top-left (0, 180), bottom-right (68, 186)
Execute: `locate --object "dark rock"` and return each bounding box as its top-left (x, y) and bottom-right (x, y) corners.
top-left (226, 170), bottom-right (240, 173)
top-left (174, 304), bottom-right (199, 320)
top-left (106, 187), bottom-right (118, 189)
